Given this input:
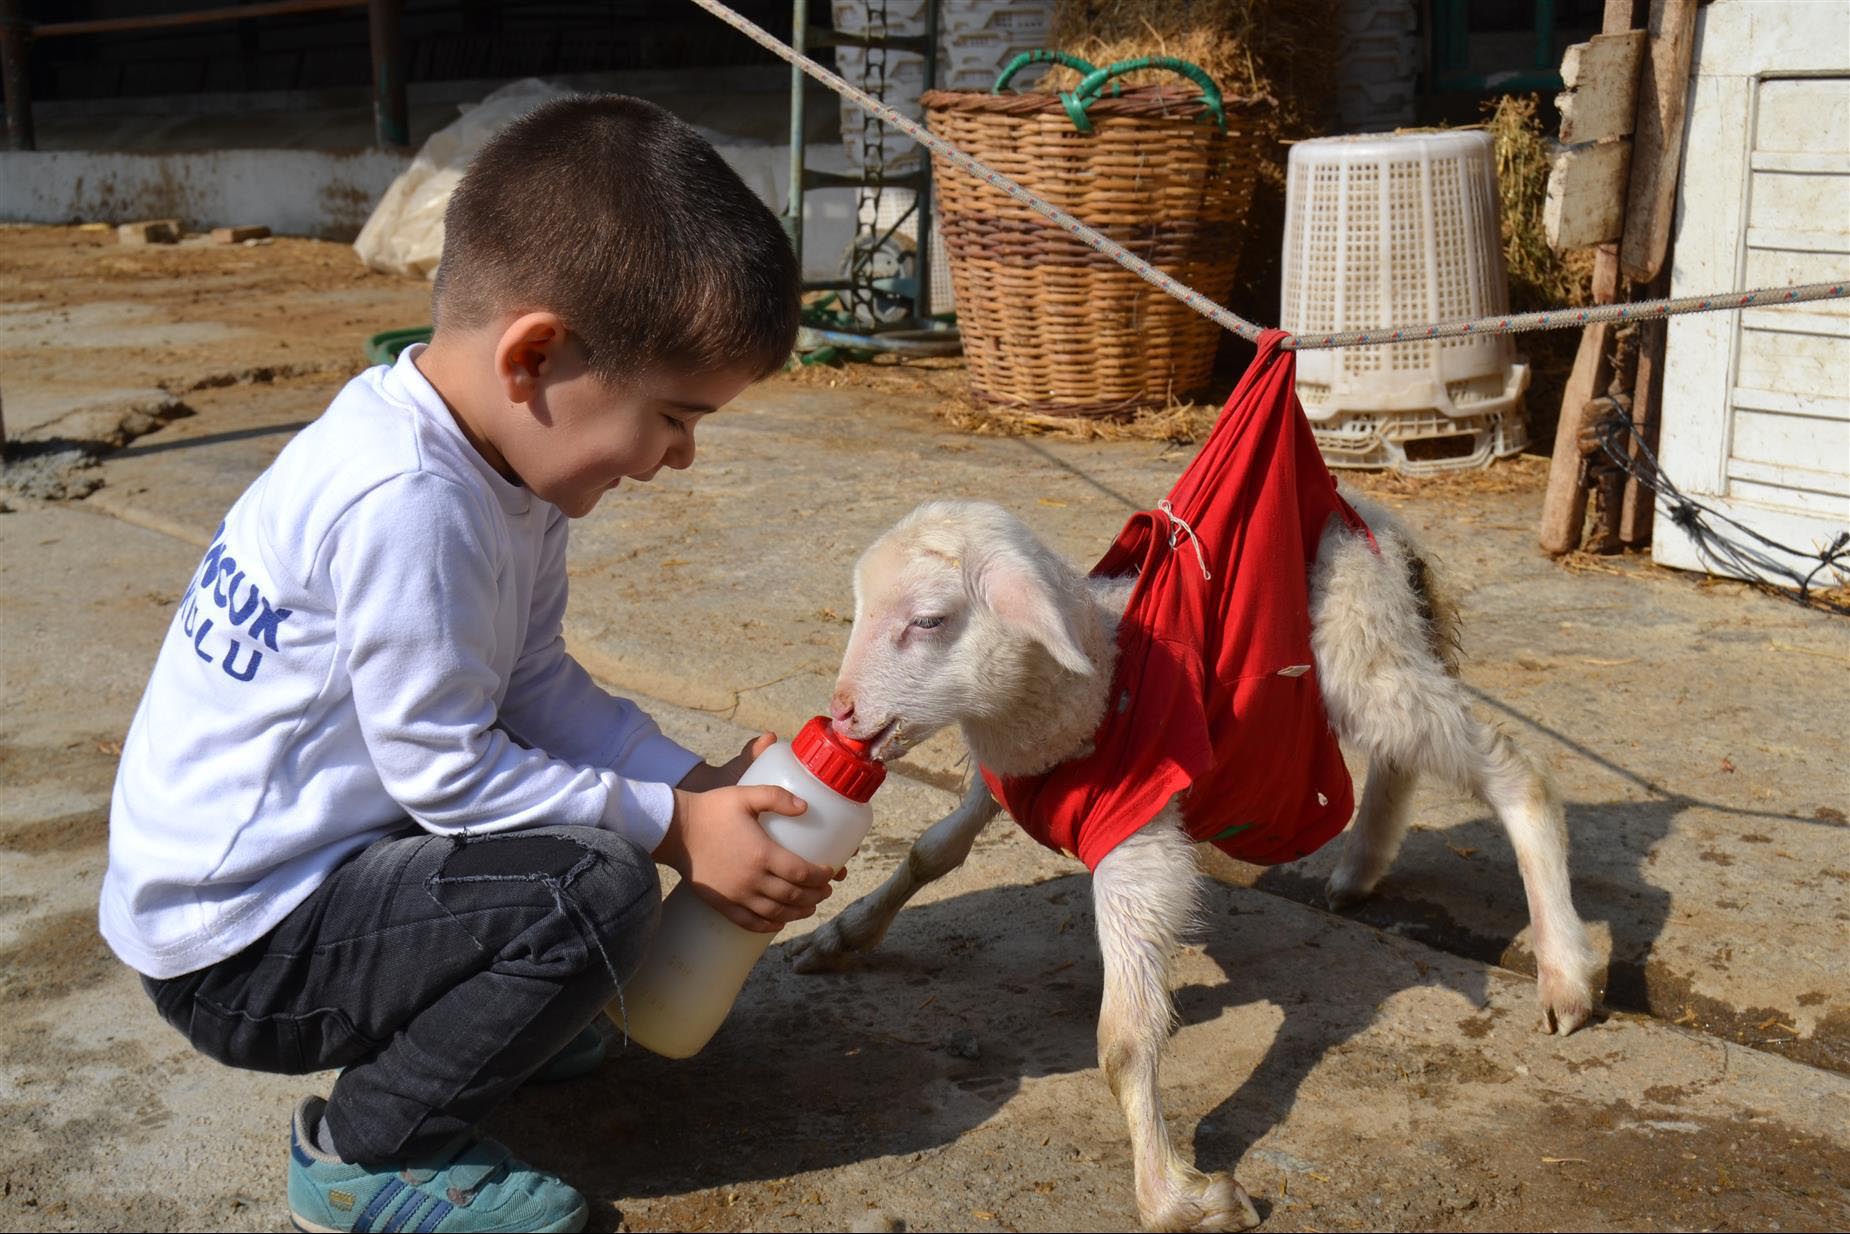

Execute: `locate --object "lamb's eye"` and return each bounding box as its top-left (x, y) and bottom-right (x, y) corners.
top-left (911, 615), bottom-right (944, 630)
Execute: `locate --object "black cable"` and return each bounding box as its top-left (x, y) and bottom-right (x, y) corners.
top-left (1590, 412), bottom-right (1850, 617)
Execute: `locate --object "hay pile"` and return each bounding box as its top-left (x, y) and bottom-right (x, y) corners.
top-left (936, 393), bottom-right (1223, 442)
top-left (1486, 93), bottom-right (1593, 312)
top-left (1046, 0), bottom-right (1338, 134)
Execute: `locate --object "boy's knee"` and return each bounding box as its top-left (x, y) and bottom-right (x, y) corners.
top-left (551, 831), bottom-right (661, 987)
top-left (430, 827), bottom-right (659, 979)
top-left (570, 830), bottom-right (663, 934)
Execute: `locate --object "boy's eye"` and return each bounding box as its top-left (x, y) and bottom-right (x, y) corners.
top-left (911, 616), bottom-right (944, 630)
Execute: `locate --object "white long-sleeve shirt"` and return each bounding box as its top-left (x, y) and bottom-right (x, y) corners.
top-left (101, 345), bottom-right (700, 978)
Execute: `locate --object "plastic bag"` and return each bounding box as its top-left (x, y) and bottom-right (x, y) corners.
top-left (353, 78), bottom-right (575, 279)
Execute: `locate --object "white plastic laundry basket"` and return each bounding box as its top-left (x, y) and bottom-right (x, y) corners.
top-left (1281, 130), bottom-right (1531, 473)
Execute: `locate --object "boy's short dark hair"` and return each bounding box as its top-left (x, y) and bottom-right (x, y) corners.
top-left (434, 93), bottom-right (800, 380)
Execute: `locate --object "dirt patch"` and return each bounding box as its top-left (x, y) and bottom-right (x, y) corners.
top-left (1200, 1096), bottom-right (1850, 1232)
top-left (0, 1018), bottom-right (191, 1227)
top-left (1440, 1102), bottom-right (1850, 1232)
top-left (0, 909), bottom-right (120, 1003)
top-left (0, 809), bottom-right (109, 856)
top-left (0, 225), bottom-right (430, 404)
top-left (1218, 853), bottom-right (1850, 1077)
top-left (1619, 963), bottom-right (1850, 1076)
top-left (0, 738), bottom-right (124, 801)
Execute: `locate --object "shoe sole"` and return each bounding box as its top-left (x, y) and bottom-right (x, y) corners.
top-left (290, 1199), bottom-right (588, 1233)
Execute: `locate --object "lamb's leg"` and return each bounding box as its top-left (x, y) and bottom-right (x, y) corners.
top-left (788, 778), bottom-right (999, 973)
top-left (1325, 757), bottom-right (1418, 910)
top-left (1348, 676), bottom-right (1597, 1033)
top-left (1312, 521), bottom-right (1597, 1034)
top-left (1465, 724), bottom-right (1599, 1033)
top-left (1093, 814), bottom-right (1259, 1232)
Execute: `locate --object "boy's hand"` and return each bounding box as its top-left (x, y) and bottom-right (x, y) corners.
top-left (654, 782), bottom-right (836, 932)
top-left (675, 732), bottom-right (775, 793)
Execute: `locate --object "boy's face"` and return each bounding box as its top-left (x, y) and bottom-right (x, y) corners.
top-left (497, 333), bottom-right (756, 518)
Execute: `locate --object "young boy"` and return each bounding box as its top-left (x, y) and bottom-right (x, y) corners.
top-left (100, 94), bottom-right (837, 1234)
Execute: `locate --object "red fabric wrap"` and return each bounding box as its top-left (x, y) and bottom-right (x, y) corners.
top-left (980, 331), bottom-right (1372, 871)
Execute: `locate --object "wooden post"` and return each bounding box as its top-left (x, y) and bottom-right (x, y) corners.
top-left (1583, 324), bottom-right (1639, 555)
top-left (1539, 248), bottom-right (1624, 554)
top-left (1620, 267), bottom-right (1671, 546)
top-left (1538, 0), bottom-right (1650, 555)
top-left (1619, 0), bottom-right (1698, 283)
top-left (0, 0), bottom-right (33, 152)
top-left (368, 0), bottom-right (409, 150)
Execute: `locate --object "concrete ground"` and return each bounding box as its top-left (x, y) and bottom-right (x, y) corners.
top-left (2, 224), bottom-right (1847, 1232)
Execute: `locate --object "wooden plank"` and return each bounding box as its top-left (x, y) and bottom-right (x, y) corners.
top-left (1751, 151), bottom-right (1850, 175)
top-left (34, 0), bottom-right (364, 38)
top-left (1545, 141), bottom-right (1632, 248)
top-left (1728, 460), bottom-right (1850, 502)
top-left (211, 225), bottom-right (271, 244)
top-left (1540, 246), bottom-right (1625, 554)
top-left (1540, 322), bottom-right (1614, 553)
top-left (1620, 314), bottom-right (1666, 547)
top-left (1603, 0), bottom-right (1639, 31)
top-left (1620, 0), bottom-right (1700, 283)
top-left (1558, 31), bottom-right (1647, 143)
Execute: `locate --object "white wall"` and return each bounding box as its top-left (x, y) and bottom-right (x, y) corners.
top-left (0, 149), bottom-right (412, 240)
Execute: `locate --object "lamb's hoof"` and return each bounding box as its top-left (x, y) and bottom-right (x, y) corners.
top-left (1538, 964), bottom-right (1596, 1035)
top-left (1323, 871), bottom-right (1375, 913)
top-left (1143, 1169), bottom-right (1260, 1233)
top-left (785, 916), bottom-right (871, 974)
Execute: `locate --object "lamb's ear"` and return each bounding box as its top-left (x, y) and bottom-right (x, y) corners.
top-left (971, 550), bottom-right (1094, 676)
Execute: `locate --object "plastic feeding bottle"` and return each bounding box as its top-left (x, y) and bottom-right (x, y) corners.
top-left (616, 716), bottom-right (886, 1059)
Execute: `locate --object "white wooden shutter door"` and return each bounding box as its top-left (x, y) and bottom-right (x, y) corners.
top-left (1654, 1), bottom-right (1850, 583)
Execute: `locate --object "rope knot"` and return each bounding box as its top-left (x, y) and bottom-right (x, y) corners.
top-left (1157, 500), bottom-right (1212, 581)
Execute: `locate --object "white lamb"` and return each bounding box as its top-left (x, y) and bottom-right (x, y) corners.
top-left (790, 498), bottom-right (1601, 1233)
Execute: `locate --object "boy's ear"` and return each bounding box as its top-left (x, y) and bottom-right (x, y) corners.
top-left (494, 311), bottom-right (567, 405)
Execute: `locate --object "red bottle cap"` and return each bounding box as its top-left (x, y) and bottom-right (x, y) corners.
top-left (791, 715), bottom-right (887, 803)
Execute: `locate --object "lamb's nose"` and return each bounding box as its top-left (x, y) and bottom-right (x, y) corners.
top-left (829, 690), bottom-right (856, 724)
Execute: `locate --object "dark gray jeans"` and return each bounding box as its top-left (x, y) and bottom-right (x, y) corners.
top-left (143, 824), bottom-right (661, 1163)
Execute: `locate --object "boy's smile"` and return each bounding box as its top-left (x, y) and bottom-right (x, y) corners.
top-left (417, 313), bottom-right (757, 518)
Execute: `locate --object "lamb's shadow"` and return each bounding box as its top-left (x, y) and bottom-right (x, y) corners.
top-left (493, 867), bottom-right (1495, 1222)
top-left (1236, 685), bottom-right (1849, 1079)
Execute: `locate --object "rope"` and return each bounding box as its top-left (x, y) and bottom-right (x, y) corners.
top-left (687, 0), bottom-right (1850, 348)
top-left (1157, 500), bottom-right (1213, 581)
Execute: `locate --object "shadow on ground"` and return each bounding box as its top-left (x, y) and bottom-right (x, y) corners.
top-left (491, 872), bottom-right (1491, 1212)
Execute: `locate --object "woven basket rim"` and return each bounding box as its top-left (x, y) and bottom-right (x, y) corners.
top-left (920, 83), bottom-right (1278, 121)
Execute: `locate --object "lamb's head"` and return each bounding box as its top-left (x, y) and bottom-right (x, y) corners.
top-left (830, 500), bottom-right (1104, 770)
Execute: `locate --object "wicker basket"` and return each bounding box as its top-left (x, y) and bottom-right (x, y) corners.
top-left (923, 55), bottom-right (1275, 417)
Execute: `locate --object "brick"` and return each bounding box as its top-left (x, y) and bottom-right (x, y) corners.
top-left (211, 225), bottom-right (271, 244)
top-left (117, 219), bottom-right (181, 246)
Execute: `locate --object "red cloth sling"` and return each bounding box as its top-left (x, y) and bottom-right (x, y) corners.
top-left (980, 331), bottom-right (1373, 870)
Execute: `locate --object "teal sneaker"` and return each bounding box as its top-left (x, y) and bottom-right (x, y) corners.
top-left (287, 1096), bottom-right (588, 1233)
